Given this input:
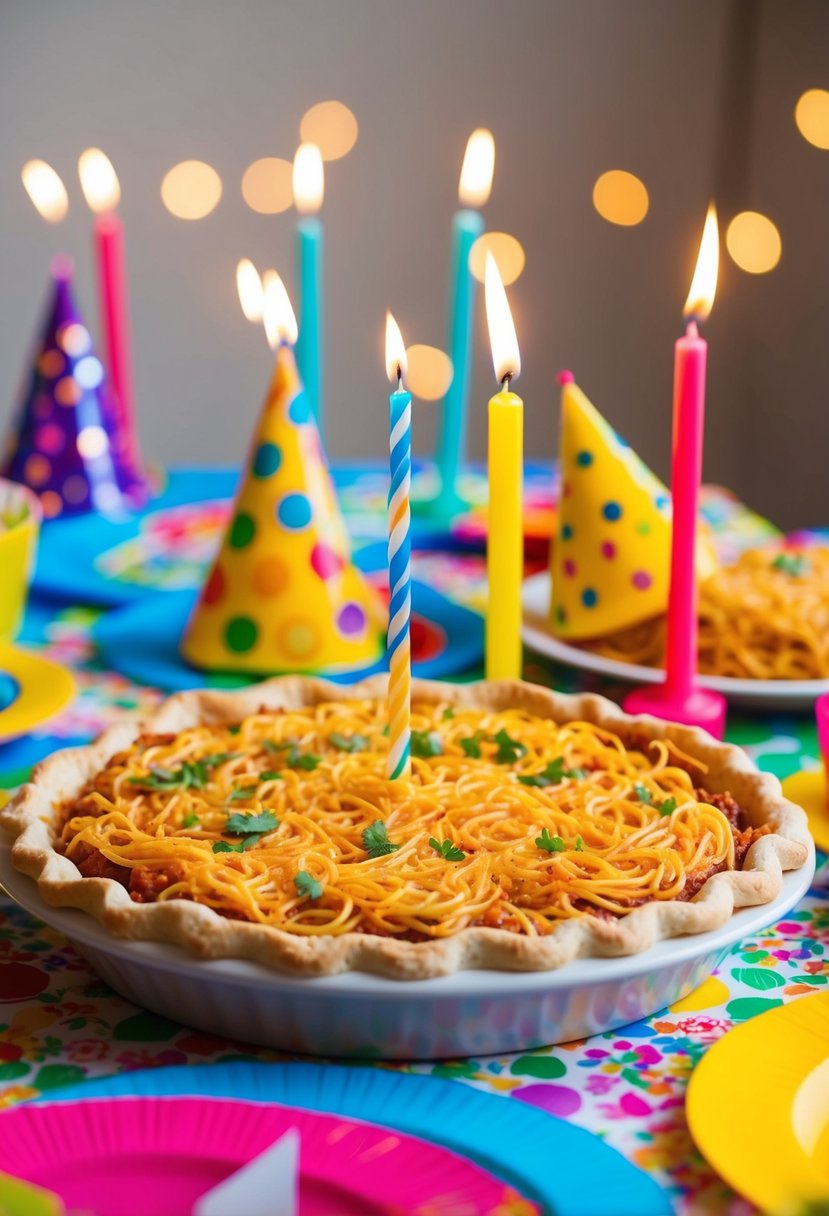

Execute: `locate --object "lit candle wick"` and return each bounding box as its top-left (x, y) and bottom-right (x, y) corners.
top-left (685, 318), bottom-right (700, 339)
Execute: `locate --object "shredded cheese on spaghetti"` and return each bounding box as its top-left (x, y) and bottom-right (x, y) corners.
top-left (581, 545), bottom-right (829, 681)
top-left (59, 698), bottom-right (746, 939)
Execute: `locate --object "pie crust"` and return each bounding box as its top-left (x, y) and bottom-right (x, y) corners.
top-left (0, 676), bottom-right (811, 979)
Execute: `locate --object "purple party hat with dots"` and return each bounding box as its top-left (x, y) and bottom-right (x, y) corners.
top-left (1, 257), bottom-right (144, 520)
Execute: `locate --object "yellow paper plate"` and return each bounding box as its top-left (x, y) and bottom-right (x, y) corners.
top-left (783, 769), bottom-right (829, 854)
top-left (0, 644), bottom-right (75, 743)
top-left (687, 992), bottom-right (829, 1212)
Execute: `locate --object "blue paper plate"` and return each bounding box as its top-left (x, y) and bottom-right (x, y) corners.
top-left (92, 580), bottom-right (484, 691)
top-left (36, 1062), bottom-right (670, 1216)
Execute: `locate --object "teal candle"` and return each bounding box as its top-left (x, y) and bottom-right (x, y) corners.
top-left (434, 207), bottom-right (484, 515)
top-left (433, 128), bottom-right (494, 517)
top-left (295, 216), bottom-right (323, 428)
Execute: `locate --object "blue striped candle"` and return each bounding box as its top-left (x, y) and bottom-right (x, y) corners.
top-left (385, 312), bottom-right (412, 781)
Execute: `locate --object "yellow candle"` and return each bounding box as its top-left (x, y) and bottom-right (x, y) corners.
top-left (484, 252), bottom-right (524, 681)
top-left (487, 386), bottom-right (523, 678)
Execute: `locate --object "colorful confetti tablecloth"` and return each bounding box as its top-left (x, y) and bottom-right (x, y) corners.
top-left (0, 465), bottom-right (826, 1216)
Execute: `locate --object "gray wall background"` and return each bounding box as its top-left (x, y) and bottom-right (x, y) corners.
top-left (1, 0), bottom-right (827, 529)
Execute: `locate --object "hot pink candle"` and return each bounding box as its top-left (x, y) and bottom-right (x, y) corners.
top-left (624, 205), bottom-right (726, 737)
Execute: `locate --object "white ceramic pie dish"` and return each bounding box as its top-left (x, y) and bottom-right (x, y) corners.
top-left (0, 840), bottom-right (814, 1060)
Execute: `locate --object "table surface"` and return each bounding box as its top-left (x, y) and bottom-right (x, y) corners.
top-left (1, 464), bottom-right (826, 1216)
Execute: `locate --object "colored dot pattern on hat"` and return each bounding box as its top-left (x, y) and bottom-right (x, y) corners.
top-left (576, 450), bottom-right (593, 467)
top-left (203, 565), bottom-right (225, 605)
top-left (603, 501), bottom-right (622, 522)
top-left (253, 442), bottom-right (282, 479)
top-left (601, 541), bottom-right (616, 559)
top-left (632, 570), bottom-right (653, 590)
top-left (563, 559), bottom-right (577, 578)
top-left (582, 588), bottom-right (598, 608)
top-left (181, 344), bottom-right (383, 676)
top-left (562, 524), bottom-right (573, 540)
top-left (277, 492), bottom-right (312, 531)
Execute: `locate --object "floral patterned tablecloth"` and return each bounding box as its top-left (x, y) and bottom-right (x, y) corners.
top-left (0, 503), bottom-right (826, 1215)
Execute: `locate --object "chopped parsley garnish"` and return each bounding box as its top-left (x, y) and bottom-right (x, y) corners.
top-left (329, 732), bottom-right (369, 753)
top-left (429, 837), bottom-right (466, 861)
top-left (127, 753), bottom-right (240, 793)
top-left (227, 725), bottom-right (241, 736)
top-left (202, 752), bottom-right (241, 767)
top-left (518, 758), bottom-right (586, 787)
top-left (493, 729), bottom-right (527, 765)
top-left (294, 871), bottom-right (323, 900)
top-left (262, 740), bottom-right (321, 770)
top-left (227, 786), bottom-right (256, 802)
top-left (213, 837), bottom-right (259, 854)
top-left (575, 835), bottom-right (585, 851)
top-left (181, 811), bottom-right (200, 829)
top-left (410, 730), bottom-right (444, 758)
top-left (634, 784), bottom-right (677, 816)
top-left (441, 707), bottom-right (455, 721)
top-left (535, 828), bottom-right (566, 854)
top-left (772, 552), bottom-right (810, 577)
top-left (362, 820), bottom-right (401, 858)
top-left (459, 732), bottom-right (485, 758)
top-left (224, 809), bottom-right (278, 837)
top-left (258, 770), bottom-right (283, 782)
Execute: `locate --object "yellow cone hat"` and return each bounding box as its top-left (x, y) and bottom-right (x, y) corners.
top-left (550, 374), bottom-right (715, 639)
top-left (182, 345), bottom-right (384, 673)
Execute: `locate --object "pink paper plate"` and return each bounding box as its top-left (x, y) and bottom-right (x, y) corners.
top-left (0, 1096), bottom-right (537, 1216)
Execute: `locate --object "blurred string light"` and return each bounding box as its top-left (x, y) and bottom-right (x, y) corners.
top-left (241, 157), bottom-right (293, 214)
top-left (299, 100), bottom-right (358, 161)
top-left (405, 345), bottom-right (453, 400)
top-left (592, 170), bottom-right (649, 226)
top-left (795, 89), bottom-right (829, 149)
top-left (725, 211), bottom-right (782, 274)
top-left (161, 160), bottom-right (222, 219)
top-left (21, 160), bottom-right (68, 222)
top-left (468, 233), bottom-right (525, 286)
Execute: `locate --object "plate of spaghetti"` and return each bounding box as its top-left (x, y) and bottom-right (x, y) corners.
top-left (522, 544), bottom-right (829, 708)
top-left (1, 671), bottom-right (809, 985)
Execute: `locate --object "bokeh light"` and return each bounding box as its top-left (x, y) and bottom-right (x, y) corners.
top-left (405, 345), bottom-right (453, 401)
top-left (592, 170), bottom-right (649, 226)
top-left (795, 89), bottom-right (829, 150)
top-left (21, 160), bottom-right (68, 223)
top-left (161, 161), bottom-right (223, 220)
top-left (469, 232), bottom-right (525, 286)
top-left (241, 157), bottom-right (293, 214)
top-left (725, 211), bottom-right (782, 274)
top-left (299, 100), bottom-right (359, 161)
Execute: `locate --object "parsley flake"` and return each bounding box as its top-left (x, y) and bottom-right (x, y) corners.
top-left (658, 797), bottom-right (678, 817)
top-left (329, 732), bottom-right (368, 753)
top-left (441, 707), bottom-right (455, 721)
top-left (772, 552), bottom-right (810, 577)
top-left (227, 786), bottom-right (256, 802)
top-left (259, 770), bottom-right (283, 782)
top-left (362, 820), bottom-right (401, 858)
top-left (635, 784), bottom-right (677, 816)
top-left (294, 871), bottom-right (323, 900)
top-left (575, 835), bottom-right (585, 852)
top-left (181, 811), bottom-right (200, 829)
top-left (429, 837), bottom-right (466, 861)
top-left (262, 740), bottom-right (321, 770)
top-left (493, 729), bottom-right (527, 765)
top-left (459, 732), bottom-right (485, 759)
top-left (227, 725), bottom-right (241, 736)
top-left (535, 828), bottom-right (566, 854)
top-left (410, 730), bottom-right (444, 758)
top-left (225, 810), bottom-right (278, 837)
top-left (519, 758), bottom-right (585, 787)
top-left (213, 835), bottom-right (260, 854)
top-left (634, 783), bottom-right (652, 805)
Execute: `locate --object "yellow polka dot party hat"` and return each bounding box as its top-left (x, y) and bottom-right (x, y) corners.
top-left (550, 372), bottom-right (715, 639)
top-left (182, 285), bottom-right (384, 675)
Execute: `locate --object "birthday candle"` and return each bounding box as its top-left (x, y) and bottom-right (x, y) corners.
top-left (293, 143), bottom-right (324, 431)
top-left (434, 129), bottom-right (495, 516)
top-left (484, 254), bottom-right (523, 681)
top-left (78, 148), bottom-right (146, 499)
top-left (385, 312), bottom-right (412, 781)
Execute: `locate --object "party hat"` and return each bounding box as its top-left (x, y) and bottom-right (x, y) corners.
top-left (550, 373), bottom-right (716, 639)
top-left (2, 258), bottom-right (142, 519)
top-left (182, 344), bottom-right (384, 674)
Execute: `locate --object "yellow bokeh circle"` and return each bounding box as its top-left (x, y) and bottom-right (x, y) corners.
top-left (468, 233), bottom-right (525, 286)
top-left (725, 211), bottom-right (782, 274)
top-left (795, 89), bottom-right (829, 150)
top-left (300, 101), bottom-right (359, 161)
top-left (592, 170), bottom-right (649, 227)
top-left (161, 161), bottom-right (223, 220)
top-left (405, 345), bottom-right (454, 401)
top-left (241, 158), bottom-right (294, 214)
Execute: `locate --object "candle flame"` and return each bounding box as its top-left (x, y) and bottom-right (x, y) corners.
top-left (385, 312), bottom-right (408, 383)
top-left (458, 128), bottom-right (495, 207)
top-left (684, 203), bottom-right (719, 321)
top-left (78, 148), bottom-right (121, 213)
top-left (485, 253), bottom-right (521, 383)
top-left (292, 142), bottom-right (324, 214)
top-left (21, 160), bottom-right (68, 223)
top-left (262, 270), bottom-right (298, 349)
top-left (236, 258), bottom-right (264, 323)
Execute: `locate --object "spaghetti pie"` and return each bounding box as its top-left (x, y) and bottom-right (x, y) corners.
top-left (2, 678), bottom-right (810, 977)
top-left (579, 544), bottom-right (829, 681)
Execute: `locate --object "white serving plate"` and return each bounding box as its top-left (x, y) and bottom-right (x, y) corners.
top-left (0, 842), bottom-right (814, 1060)
top-left (522, 571), bottom-right (829, 710)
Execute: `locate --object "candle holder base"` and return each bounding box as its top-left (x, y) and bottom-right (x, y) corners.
top-left (622, 683), bottom-right (727, 740)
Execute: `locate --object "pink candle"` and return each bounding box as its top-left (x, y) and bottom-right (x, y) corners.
top-left (624, 205), bottom-right (726, 737)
